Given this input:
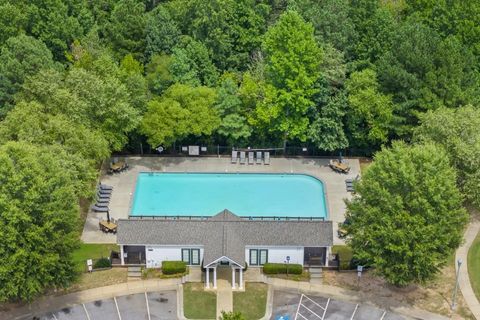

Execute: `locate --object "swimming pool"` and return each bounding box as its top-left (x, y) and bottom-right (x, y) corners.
top-left (130, 173), bottom-right (328, 219)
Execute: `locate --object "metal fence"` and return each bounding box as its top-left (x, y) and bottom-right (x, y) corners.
top-left (117, 143), bottom-right (372, 158)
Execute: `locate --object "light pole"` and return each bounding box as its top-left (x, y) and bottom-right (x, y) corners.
top-left (451, 259), bottom-right (463, 310)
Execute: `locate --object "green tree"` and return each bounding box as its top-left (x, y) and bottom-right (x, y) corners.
top-left (0, 141), bottom-right (80, 301)
top-left (170, 37), bottom-right (219, 87)
top-left (215, 76), bottom-right (251, 144)
top-left (145, 5), bottom-right (180, 58)
top-left (141, 84), bottom-right (219, 147)
top-left (345, 69), bottom-right (394, 149)
top-left (414, 105), bottom-right (480, 207)
top-left (0, 3), bottom-right (28, 45)
top-left (167, 0), bottom-right (271, 71)
top-left (0, 34), bottom-right (58, 117)
top-left (103, 0), bottom-right (146, 59)
top-left (308, 93), bottom-right (348, 151)
top-left (145, 54), bottom-right (174, 96)
top-left (345, 141), bottom-right (468, 286)
top-left (18, 68), bottom-right (140, 151)
top-left (376, 20), bottom-right (480, 135)
top-left (287, 0), bottom-right (355, 52)
top-left (220, 311), bottom-right (246, 320)
top-left (255, 11), bottom-right (322, 149)
top-left (26, 0), bottom-right (84, 60)
top-left (119, 54), bottom-right (149, 113)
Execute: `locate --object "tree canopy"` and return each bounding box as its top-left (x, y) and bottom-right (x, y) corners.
top-left (344, 142), bottom-right (468, 286)
top-left (0, 142), bottom-right (79, 301)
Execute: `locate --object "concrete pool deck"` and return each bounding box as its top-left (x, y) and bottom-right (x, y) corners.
top-left (81, 156), bottom-right (360, 244)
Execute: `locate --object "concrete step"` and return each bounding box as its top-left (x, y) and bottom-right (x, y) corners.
top-left (128, 271), bottom-right (142, 277)
top-left (309, 268), bottom-right (323, 278)
top-left (128, 266), bottom-right (142, 272)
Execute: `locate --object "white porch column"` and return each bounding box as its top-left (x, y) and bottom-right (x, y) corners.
top-left (239, 268), bottom-right (243, 289)
top-left (213, 267), bottom-right (217, 289)
top-left (232, 267), bottom-right (236, 289)
top-left (120, 245), bottom-right (125, 265)
top-left (205, 267), bottom-right (210, 288)
top-left (325, 247), bottom-right (330, 267)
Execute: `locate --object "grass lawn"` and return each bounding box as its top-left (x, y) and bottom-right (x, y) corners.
top-left (468, 231), bottom-right (480, 300)
top-left (233, 283), bottom-right (268, 320)
top-left (65, 268), bottom-right (128, 293)
top-left (72, 243), bottom-right (119, 272)
top-left (183, 282), bottom-right (216, 319)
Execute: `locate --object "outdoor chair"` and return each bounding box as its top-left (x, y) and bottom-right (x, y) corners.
top-left (264, 152), bottom-right (270, 165)
top-left (231, 150), bottom-right (238, 164)
top-left (91, 205), bottom-right (109, 212)
top-left (99, 183), bottom-right (113, 190)
top-left (256, 151), bottom-right (262, 164)
top-left (98, 186), bottom-right (112, 194)
top-left (345, 175), bottom-right (360, 184)
top-left (240, 151), bottom-right (246, 164)
top-left (96, 198), bottom-right (110, 204)
top-left (95, 202), bottom-right (109, 208)
top-left (248, 152), bottom-right (254, 165)
top-left (97, 192), bottom-right (111, 199)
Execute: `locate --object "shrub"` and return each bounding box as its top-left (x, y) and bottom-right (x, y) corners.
top-left (262, 263), bottom-right (302, 275)
top-left (162, 260), bottom-right (187, 275)
top-left (93, 257), bottom-right (111, 269)
top-left (332, 245), bottom-right (353, 270)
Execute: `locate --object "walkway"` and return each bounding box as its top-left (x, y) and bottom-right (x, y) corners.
top-left (216, 279), bottom-right (233, 319)
top-left (456, 221), bottom-right (480, 319)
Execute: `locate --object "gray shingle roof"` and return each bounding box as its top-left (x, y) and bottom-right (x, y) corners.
top-left (117, 210), bottom-right (333, 266)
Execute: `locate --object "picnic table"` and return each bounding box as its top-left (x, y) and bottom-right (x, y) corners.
top-left (110, 161), bottom-right (125, 173)
top-left (329, 160), bottom-right (350, 173)
top-left (99, 220), bottom-right (117, 233)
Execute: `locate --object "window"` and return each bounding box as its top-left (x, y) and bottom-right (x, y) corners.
top-left (181, 248), bottom-right (200, 265)
top-left (249, 249), bottom-right (268, 265)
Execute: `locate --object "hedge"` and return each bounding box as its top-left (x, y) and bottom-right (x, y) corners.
top-left (93, 257), bottom-right (111, 269)
top-left (263, 263), bottom-right (303, 275)
top-left (162, 261), bottom-right (187, 275)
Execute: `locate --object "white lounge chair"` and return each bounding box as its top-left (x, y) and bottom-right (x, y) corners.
top-left (264, 152), bottom-right (270, 165)
top-left (231, 150), bottom-right (238, 164)
top-left (256, 151), bottom-right (262, 164)
top-left (240, 151), bottom-right (246, 164)
top-left (248, 152), bottom-right (254, 165)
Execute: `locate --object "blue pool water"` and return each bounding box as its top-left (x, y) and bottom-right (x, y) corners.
top-left (130, 173), bottom-right (328, 218)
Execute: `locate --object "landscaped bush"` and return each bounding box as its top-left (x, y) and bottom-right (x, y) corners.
top-left (332, 245), bottom-right (353, 270)
top-left (93, 257), bottom-right (112, 269)
top-left (262, 263), bottom-right (302, 275)
top-left (162, 261), bottom-right (187, 275)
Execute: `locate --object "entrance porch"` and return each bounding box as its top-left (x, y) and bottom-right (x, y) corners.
top-left (204, 257), bottom-right (244, 290)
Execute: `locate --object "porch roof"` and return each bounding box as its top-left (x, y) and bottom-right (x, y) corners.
top-left (117, 210), bottom-right (333, 267)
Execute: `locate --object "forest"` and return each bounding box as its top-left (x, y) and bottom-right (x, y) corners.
top-left (0, 0), bottom-right (480, 300)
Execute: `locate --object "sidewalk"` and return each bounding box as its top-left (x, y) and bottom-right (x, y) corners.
top-left (456, 221), bottom-right (480, 319)
top-left (216, 279), bottom-right (233, 319)
top-left (0, 278), bottom-right (181, 320)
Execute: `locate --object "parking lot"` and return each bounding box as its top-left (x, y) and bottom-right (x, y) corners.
top-left (37, 291), bottom-right (177, 320)
top-left (271, 290), bottom-right (406, 320)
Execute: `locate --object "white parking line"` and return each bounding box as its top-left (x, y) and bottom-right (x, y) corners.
top-left (350, 304), bottom-right (359, 320)
top-left (300, 303), bottom-right (323, 319)
top-left (145, 292), bottom-right (151, 320)
top-left (321, 298), bottom-right (330, 320)
top-left (83, 303), bottom-right (91, 320)
top-left (52, 314), bottom-right (58, 320)
top-left (114, 296), bottom-right (122, 320)
top-left (380, 311), bottom-right (387, 320)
